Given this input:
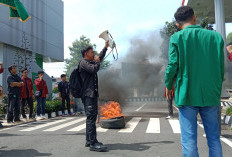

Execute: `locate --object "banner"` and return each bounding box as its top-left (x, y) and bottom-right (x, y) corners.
top-left (0, 0), bottom-right (30, 22)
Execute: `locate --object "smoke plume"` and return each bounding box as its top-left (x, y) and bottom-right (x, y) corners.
top-left (98, 30), bottom-right (167, 104)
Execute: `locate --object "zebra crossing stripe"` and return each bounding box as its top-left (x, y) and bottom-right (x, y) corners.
top-left (228, 102), bottom-right (231, 106)
top-left (43, 117), bottom-right (86, 132)
top-left (146, 118), bottom-right (160, 133)
top-left (119, 117), bottom-right (141, 133)
top-left (97, 126), bottom-right (108, 132)
top-left (20, 118), bottom-right (73, 132)
top-left (67, 123), bottom-right (86, 132)
top-left (222, 102), bottom-right (226, 106)
top-left (168, 119), bottom-right (181, 134)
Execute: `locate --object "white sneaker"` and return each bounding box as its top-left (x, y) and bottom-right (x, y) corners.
top-left (41, 116), bottom-right (46, 120)
top-left (36, 116), bottom-right (42, 120)
top-left (21, 118), bottom-right (27, 122)
top-left (165, 116), bottom-right (173, 119)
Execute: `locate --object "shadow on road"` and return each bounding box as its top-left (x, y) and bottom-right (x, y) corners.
top-left (0, 149), bottom-right (52, 157)
top-left (105, 141), bottom-right (174, 151)
top-left (0, 133), bottom-right (21, 137)
top-left (222, 134), bottom-right (232, 139)
top-left (61, 133), bottom-right (86, 136)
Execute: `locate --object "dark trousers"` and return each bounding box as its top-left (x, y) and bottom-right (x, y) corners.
top-left (21, 97), bottom-right (34, 118)
top-left (7, 95), bottom-right (21, 122)
top-left (37, 97), bottom-right (46, 116)
top-left (61, 94), bottom-right (70, 114)
top-left (167, 95), bottom-right (174, 117)
top-left (83, 97), bottom-right (98, 145)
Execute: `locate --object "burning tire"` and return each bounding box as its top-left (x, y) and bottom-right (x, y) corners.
top-left (100, 116), bottom-right (125, 129)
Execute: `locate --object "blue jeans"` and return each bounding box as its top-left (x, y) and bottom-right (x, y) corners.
top-left (74, 98), bottom-right (84, 113)
top-left (37, 97), bottom-right (46, 116)
top-left (179, 106), bottom-right (222, 157)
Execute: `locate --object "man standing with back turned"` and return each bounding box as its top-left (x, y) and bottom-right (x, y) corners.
top-left (79, 41), bottom-right (109, 152)
top-left (165, 6), bottom-right (224, 157)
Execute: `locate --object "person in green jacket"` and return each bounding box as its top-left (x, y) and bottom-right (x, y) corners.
top-left (165, 6), bottom-right (224, 157)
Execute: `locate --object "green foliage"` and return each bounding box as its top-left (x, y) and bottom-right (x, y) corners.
top-left (65, 35), bottom-right (111, 76)
top-left (200, 17), bottom-right (214, 30)
top-left (160, 20), bottom-right (181, 38)
top-left (226, 32), bottom-right (232, 43)
top-left (52, 86), bottom-right (59, 93)
top-left (34, 99), bottom-right (62, 113)
top-left (2, 95), bottom-right (8, 105)
top-left (160, 20), bottom-right (181, 60)
top-left (0, 96), bottom-right (8, 114)
top-left (226, 107), bottom-right (232, 116)
top-left (45, 100), bottom-right (62, 113)
top-left (0, 104), bottom-right (7, 114)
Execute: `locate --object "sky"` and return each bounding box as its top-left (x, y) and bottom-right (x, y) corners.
top-left (44, 0), bottom-right (232, 77)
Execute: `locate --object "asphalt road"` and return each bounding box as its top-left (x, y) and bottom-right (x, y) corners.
top-left (0, 101), bottom-right (232, 157)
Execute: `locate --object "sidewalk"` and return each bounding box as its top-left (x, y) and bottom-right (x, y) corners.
top-left (0, 108), bottom-right (79, 129)
top-left (0, 118), bottom-right (36, 128)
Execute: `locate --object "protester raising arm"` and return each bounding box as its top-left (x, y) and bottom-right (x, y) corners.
top-left (99, 41), bottom-right (109, 61)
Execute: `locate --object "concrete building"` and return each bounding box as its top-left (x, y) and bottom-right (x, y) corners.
top-left (0, 0), bottom-right (64, 93)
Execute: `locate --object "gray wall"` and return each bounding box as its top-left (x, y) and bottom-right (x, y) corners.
top-left (0, 43), bottom-right (52, 94)
top-left (0, 0), bottom-right (64, 62)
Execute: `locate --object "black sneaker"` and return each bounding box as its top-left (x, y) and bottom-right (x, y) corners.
top-left (85, 142), bottom-right (90, 147)
top-left (86, 142), bottom-right (103, 147)
top-left (14, 120), bottom-right (22, 123)
top-left (90, 142), bottom-right (107, 152)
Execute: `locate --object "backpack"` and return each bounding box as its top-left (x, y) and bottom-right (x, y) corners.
top-left (69, 65), bottom-right (82, 98)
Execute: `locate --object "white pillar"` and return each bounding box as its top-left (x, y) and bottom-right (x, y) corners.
top-left (214, 0), bottom-right (226, 41)
top-left (214, 0), bottom-right (227, 135)
top-left (133, 88), bottom-right (138, 97)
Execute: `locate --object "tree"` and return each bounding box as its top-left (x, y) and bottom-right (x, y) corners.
top-left (227, 32), bottom-right (232, 43)
top-left (160, 17), bottom-right (214, 60)
top-left (160, 20), bottom-right (181, 60)
top-left (65, 35), bottom-right (111, 76)
top-left (200, 17), bottom-right (214, 30)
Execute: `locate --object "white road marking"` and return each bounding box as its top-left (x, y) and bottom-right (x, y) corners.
top-left (97, 126), bottom-right (108, 132)
top-left (119, 117), bottom-right (141, 133)
top-left (0, 128), bottom-right (11, 132)
top-left (169, 119), bottom-right (181, 134)
top-left (198, 112), bottom-right (232, 149)
top-left (67, 123), bottom-right (86, 132)
top-left (220, 136), bottom-right (232, 148)
top-left (135, 103), bottom-right (146, 111)
top-left (43, 117), bottom-right (86, 132)
top-left (146, 118), bottom-right (160, 133)
top-left (20, 118), bottom-right (73, 131)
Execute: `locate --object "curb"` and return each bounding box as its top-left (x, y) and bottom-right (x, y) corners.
top-left (0, 108), bottom-right (74, 128)
top-left (223, 115), bottom-right (232, 128)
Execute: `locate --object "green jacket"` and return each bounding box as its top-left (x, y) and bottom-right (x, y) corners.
top-left (165, 25), bottom-right (224, 107)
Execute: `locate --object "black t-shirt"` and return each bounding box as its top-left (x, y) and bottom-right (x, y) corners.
top-left (58, 81), bottom-right (70, 96)
top-left (7, 74), bottom-right (22, 96)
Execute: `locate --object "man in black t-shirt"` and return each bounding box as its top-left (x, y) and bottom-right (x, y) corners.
top-left (58, 74), bottom-right (74, 116)
top-left (7, 65), bottom-right (24, 123)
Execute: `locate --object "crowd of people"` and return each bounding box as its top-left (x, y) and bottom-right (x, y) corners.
top-left (0, 64), bottom-right (84, 124)
top-left (1, 5), bottom-right (232, 155)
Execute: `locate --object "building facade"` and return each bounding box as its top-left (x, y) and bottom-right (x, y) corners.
top-left (0, 0), bottom-right (64, 93)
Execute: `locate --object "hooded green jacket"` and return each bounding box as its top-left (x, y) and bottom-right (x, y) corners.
top-left (165, 25), bottom-right (224, 107)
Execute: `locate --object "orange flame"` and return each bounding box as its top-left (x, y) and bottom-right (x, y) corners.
top-left (100, 101), bottom-right (125, 120)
